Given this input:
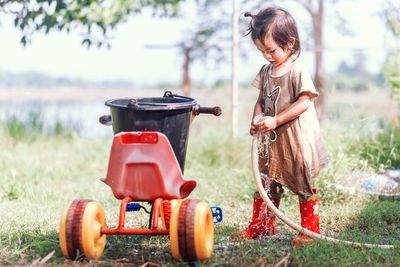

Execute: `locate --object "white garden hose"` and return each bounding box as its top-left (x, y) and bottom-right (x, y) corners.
top-left (252, 132), bottom-right (395, 249)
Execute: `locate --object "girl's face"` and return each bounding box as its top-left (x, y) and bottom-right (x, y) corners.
top-left (254, 36), bottom-right (292, 67)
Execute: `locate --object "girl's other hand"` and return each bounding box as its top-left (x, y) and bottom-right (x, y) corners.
top-left (256, 116), bottom-right (278, 134)
top-left (249, 123), bottom-right (258, 135)
top-left (250, 114), bottom-right (263, 135)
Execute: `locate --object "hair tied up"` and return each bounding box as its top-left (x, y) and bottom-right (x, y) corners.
top-left (244, 11), bottom-right (254, 18)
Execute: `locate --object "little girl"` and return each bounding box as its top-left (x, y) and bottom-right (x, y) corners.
top-left (233, 6), bottom-right (329, 246)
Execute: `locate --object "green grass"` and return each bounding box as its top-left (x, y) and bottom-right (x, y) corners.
top-left (347, 119), bottom-right (400, 169)
top-left (3, 111), bottom-right (75, 141)
top-left (0, 89), bottom-right (399, 266)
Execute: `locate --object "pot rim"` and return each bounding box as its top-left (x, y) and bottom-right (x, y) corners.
top-left (105, 96), bottom-right (198, 111)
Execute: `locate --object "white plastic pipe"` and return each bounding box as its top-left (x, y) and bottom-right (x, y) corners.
top-left (252, 133), bottom-right (395, 249)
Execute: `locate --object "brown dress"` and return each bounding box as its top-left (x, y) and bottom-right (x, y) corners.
top-left (252, 61), bottom-right (329, 200)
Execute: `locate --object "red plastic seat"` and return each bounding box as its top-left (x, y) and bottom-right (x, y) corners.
top-left (102, 131), bottom-right (197, 201)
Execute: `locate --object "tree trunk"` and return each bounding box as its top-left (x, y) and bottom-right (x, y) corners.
top-left (181, 47), bottom-right (191, 96)
top-left (313, 0), bottom-right (326, 121)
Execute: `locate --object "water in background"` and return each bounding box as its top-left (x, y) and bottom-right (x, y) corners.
top-left (2, 88), bottom-right (395, 140)
top-left (0, 87), bottom-right (237, 139)
top-left (0, 100), bottom-right (114, 139)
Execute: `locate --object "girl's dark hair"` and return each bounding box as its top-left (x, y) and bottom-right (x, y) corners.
top-left (244, 6), bottom-right (301, 58)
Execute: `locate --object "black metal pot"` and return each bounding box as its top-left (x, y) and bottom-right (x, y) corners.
top-left (99, 91), bottom-right (221, 172)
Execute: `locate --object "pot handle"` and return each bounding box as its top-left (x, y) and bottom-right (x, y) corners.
top-left (99, 115), bottom-right (112, 126)
top-left (163, 90), bottom-right (195, 102)
top-left (193, 105), bottom-right (222, 116)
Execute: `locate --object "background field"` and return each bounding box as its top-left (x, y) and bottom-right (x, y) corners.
top-left (0, 87), bottom-right (399, 266)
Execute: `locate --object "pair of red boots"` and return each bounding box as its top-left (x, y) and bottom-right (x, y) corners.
top-left (233, 191), bottom-right (320, 246)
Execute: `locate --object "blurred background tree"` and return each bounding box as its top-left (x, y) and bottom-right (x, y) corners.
top-left (1, 0), bottom-right (397, 113)
top-left (1, 0), bottom-right (232, 97)
top-left (382, 0), bottom-right (400, 110)
top-left (176, 0), bottom-right (230, 96)
top-left (330, 51), bottom-right (384, 92)
top-left (294, 0), bottom-right (326, 119)
top-left (147, 0), bottom-right (230, 96)
top-left (0, 0), bottom-right (182, 47)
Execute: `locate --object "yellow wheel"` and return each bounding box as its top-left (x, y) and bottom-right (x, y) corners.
top-left (193, 202), bottom-right (214, 260)
top-left (170, 200), bottom-right (183, 260)
top-left (80, 201), bottom-right (106, 259)
top-left (59, 199), bottom-right (106, 260)
top-left (59, 201), bottom-right (73, 258)
top-left (169, 199), bottom-right (214, 262)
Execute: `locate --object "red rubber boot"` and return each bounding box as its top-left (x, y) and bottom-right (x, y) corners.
top-left (291, 195), bottom-right (320, 247)
top-left (232, 192), bottom-right (281, 239)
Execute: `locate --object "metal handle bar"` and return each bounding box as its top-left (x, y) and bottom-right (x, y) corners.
top-left (193, 106), bottom-right (222, 116)
top-left (99, 115), bottom-right (112, 126)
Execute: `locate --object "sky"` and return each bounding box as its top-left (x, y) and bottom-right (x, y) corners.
top-left (0, 0), bottom-right (393, 86)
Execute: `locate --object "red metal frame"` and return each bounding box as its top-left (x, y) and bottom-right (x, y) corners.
top-left (101, 196), bottom-right (169, 235)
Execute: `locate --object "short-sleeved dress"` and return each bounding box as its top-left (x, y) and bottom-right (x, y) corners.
top-left (252, 60), bottom-right (329, 200)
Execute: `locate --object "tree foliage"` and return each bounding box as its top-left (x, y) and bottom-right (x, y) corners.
top-left (382, 0), bottom-right (400, 108)
top-left (384, 53), bottom-right (400, 107)
top-left (146, 0), bottom-right (230, 95)
top-left (176, 0), bottom-right (230, 94)
top-left (0, 0), bottom-right (183, 47)
top-left (384, 0), bottom-right (400, 36)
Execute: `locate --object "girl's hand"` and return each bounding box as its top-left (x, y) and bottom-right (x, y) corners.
top-left (256, 116), bottom-right (278, 134)
top-left (249, 123), bottom-right (258, 135)
top-left (249, 114), bottom-right (263, 135)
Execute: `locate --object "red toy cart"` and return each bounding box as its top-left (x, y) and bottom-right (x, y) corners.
top-left (59, 91), bottom-right (221, 262)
